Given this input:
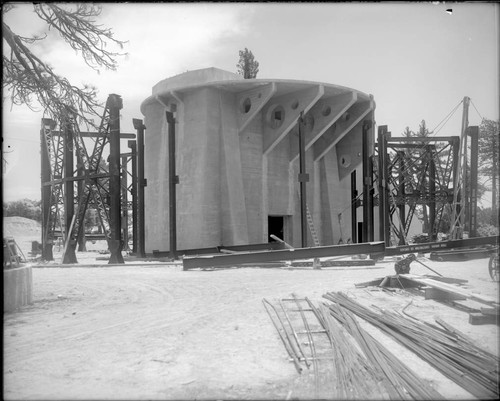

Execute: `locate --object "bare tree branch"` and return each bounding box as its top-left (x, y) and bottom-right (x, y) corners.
top-left (2, 3), bottom-right (127, 128)
top-left (33, 4), bottom-right (127, 71)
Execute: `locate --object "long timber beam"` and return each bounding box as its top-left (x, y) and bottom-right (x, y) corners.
top-left (52, 131), bottom-right (135, 139)
top-left (182, 242), bottom-right (385, 270)
top-left (385, 235), bottom-right (499, 256)
top-left (386, 136), bottom-right (459, 143)
top-left (153, 242), bottom-right (284, 258)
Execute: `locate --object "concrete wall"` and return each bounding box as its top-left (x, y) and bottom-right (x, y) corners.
top-left (141, 68), bottom-right (376, 253)
top-left (143, 102), bottom-right (169, 252)
top-left (4, 266), bottom-right (33, 312)
top-left (239, 116), bottom-right (264, 244)
top-left (219, 90), bottom-right (249, 245)
top-left (177, 87), bottom-right (222, 249)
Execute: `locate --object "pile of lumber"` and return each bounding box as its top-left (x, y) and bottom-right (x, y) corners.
top-left (263, 295), bottom-right (444, 399)
top-left (323, 292), bottom-right (499, 399)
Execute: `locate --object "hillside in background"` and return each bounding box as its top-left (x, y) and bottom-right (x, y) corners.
top-left (4, 216), bottom-right (42, 257)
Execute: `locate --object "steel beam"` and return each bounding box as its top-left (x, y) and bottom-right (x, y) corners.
top-left (182, 241), bottom-right (385, 270)
top-left (133, 118), bottom-right (146, 258)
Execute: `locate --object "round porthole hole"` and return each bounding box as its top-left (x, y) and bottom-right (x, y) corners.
top-left (240, 97), bottom-right (252, 114)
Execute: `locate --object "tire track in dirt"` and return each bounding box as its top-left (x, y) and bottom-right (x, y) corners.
top-left (5, 271), bottom-right (297, 368)
top-left (5, 268), bottom-right (382, 373)
top-left (4, 272), bottom-right (233, 365)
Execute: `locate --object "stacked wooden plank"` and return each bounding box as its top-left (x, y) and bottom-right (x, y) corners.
top-left (263, 295), bottom-right (444, 399)
top-left (323, 292), bottom-right (499, 399)
top-left (400, 274), bottom-right (499, 306)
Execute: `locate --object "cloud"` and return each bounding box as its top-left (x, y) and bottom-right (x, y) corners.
top-left (2, 3), bottom-right (256, 201)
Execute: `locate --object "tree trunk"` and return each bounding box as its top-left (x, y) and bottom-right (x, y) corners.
top-left (492, 133), bottom-right (498, 225)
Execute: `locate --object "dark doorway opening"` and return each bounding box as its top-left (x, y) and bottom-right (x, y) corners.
top-left (358, 222), bottom-right (364, 244)
top-left (268, 216), bottom-right (284, 242)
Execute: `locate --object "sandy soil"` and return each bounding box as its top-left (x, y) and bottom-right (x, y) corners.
top-left (3, 250), bottom-right (499, 400)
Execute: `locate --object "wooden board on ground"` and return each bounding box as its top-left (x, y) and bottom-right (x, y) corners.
top-left (400, 273), bottom-right (499, 306)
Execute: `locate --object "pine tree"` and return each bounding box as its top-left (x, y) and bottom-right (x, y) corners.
top-left (478, 118), bottom-right (499, 225)
top-left (236, 48), bottom-right (259, 79)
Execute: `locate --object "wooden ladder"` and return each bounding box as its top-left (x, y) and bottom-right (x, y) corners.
top-left (306, 204), bottom-right (321, 247)
top-left (297, 189), bottom-right (320, 247)
top-left (3, 238), bottom-right (21, 268)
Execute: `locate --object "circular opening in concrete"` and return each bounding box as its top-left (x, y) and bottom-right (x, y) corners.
top-left (291, 100), bottom-right (299, 110)
top-left (340, 155), bottom-right (351, 168)
top-left (268, 105), bottom-right (285, 129)
top-left (322, 105), bottom-right (331, 117)
top-left (240, 97), bottom-right (252, 114)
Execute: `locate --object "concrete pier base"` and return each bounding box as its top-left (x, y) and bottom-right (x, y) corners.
top-left (4, 265), bottom-right (33, 312)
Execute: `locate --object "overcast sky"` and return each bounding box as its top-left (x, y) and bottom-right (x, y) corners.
top-left (2, 2), bottom-right (499, 205)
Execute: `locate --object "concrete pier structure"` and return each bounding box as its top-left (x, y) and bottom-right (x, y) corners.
top-left (4, 266), bottom-right (33, 312)
top-left (141, 68), bottom-right (376, 253)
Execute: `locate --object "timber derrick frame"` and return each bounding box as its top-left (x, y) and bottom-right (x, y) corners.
top-left (40, 94), bottom-right (145, 264)
top-left (374, 127), bottom-right (478, 246)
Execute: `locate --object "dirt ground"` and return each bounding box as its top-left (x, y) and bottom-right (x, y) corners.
top-left (3, 243), bottom-right (499, 400)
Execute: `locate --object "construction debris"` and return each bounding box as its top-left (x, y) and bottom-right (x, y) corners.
top-left (355, 271), bottom-right (500, 325)
top-left (3, 237), bottom-right (26, 268)
top-left (263, 295), bottom-right (445, 399)
top-left (322, 292), bottom-right (499, 399)
top-left (399, 274), bottom-right (498, 306)
top-left (489, 254), bottom-right (499, 282)
top-left (355, 271), bottom-right (498, 304)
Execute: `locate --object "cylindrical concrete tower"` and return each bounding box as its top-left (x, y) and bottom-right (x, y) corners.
top-left (141, 67), bottom-right (376, 253)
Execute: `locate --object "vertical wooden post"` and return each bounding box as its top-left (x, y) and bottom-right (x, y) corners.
top-left (63, 116), bottom-right (77, 263)
top-left (362, 121), bottom-right (372, 243)
top-left (428, 145), bottom-right (436, 241)
top-left (133, 119), bottom-right (146, 258)
top-left (351, 170), bottom-right (357, 243)
top-left (368, 155), bottom-right (375, 242)
top-left (377, 126), bottom-right (390, 245)
top-left (107, 94), bottom-right (124, 264)
top-left (468, 126), bottom-right (479, 237)
top-left (166, 111), bottom-right (178, 260)
top-left (76, 166), bottom-right (87, 252)
top-left (298, 112), bottom-right (309, 248)
top-left (397, 151), bottom-right (406, 245)
top-left (128, 140), bottom-right (138, 254)
top-left (40, 119), bottom-right (55, 261)
top-left (121, 154), bottom-right (130, 251)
